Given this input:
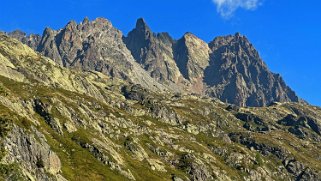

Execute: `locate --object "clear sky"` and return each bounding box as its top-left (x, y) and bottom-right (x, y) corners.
top-left (1, 0), bottom-right (320, 106)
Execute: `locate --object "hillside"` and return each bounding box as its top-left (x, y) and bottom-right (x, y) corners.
top-left (0, 33), bottom-right (320, 180)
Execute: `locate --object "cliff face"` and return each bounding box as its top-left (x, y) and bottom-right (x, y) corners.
top-left (204, 33), bottom-right (299, 106)
top-left (0, 34), bottom-right (320, 181)
top-left (124, 18), bottom-right (183, 84)
top-left (38, 18), bottom-right (131, 72)
top-left (174, 33), bottom-right (211, 93)
top-left (7, 17), bottom-right (299, 106)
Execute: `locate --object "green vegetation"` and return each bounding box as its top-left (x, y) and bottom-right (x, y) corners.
top-left (0, 84), bottom-right (7, 96)
top-left (0, 117), bottom-right (11, 138)
top-left (41, 123), bottom-right (127, 181)
top-left (0, 163), bottom-right (27, 181)
top-left (255, 152), bottom-right (263, 166)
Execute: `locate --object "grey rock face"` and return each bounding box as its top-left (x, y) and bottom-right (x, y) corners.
top-left (124, 19), bottom-right (210, 93)
top-left (204, 33), bottom-right (299, 106)
top-left (38, 18), bottom-right (133, 77)
top-left (124, 18), bottom-right (183, 84)
top-left (229, 132), bottom-right (321, 180)
top-left (4, 126), bottom-right (65, 181)
top-left (33, 99), bottom-right (63, 134)
top-left (235, 112), bottom-right (270, 132)
top-left (174, 33), bottom-right (210, 93)
top-left (178, 153), bottom-right (212, 181)
top-left (7, 30), bottom-right (41, 50)
top-left (37, 27), bottom-right (63, 65)
top-left (35, 18), bottom-right (166, 92)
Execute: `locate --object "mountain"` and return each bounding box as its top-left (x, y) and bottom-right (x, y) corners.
top-left (123, 18), bottom-right (183, 84)
top-left (204, 33), bottom-right (299, 106)
top-left (174, 33), bottom-right (211, 93)
top-left (0, 34), bottom-right (320, 180)
top-left (6, 17), bottom-right (299, 107)
top-left (124, 19), bottom-right (299, 106)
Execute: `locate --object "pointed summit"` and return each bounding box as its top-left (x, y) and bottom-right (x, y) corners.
top-left (136, 18), bottom-right (149, 30)
top-left (174, 32), bottom-right (210, 86)
top-left (82, 16), bottom-right (90, 24)
top-left (124, 18), bottom-right (183, 83)
top-left (124, 18), bottom-right (153, 41)
top-left (235, 32), bottom-right (242, 37)
top-left (65, 20), bottom-right (77, 31)
top-left (134, 18), bottom-right (152, 35)
top-left (183, 32), bottom-right (194, 37)
top-left (205, 33), bottom-right (299, 106)
top-left (123, 18), bottom-right (153, 64)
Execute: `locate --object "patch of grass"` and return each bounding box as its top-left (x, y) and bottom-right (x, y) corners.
top-left (255, 152), bottom-right (263, 166)
top-left (0, 102), bottom-right (33, 132)
top-left (0, 163), bottom-right (27, 181)
top-left (20, 118), bottom-right (32, 129)
top-left (0, 84), bottom-right (8, 96)
top-left (0, 117), bottom-right (11, 138)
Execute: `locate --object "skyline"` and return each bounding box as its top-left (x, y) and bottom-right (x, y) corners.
top-left (1, 0), bottom-right (320, 106)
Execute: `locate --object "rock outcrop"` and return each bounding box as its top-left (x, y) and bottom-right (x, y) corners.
top-left (3, 126), bottom-right (65, 181)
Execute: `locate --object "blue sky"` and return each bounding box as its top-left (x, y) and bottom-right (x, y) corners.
top-left (1, 0), bottom-right (320, 106)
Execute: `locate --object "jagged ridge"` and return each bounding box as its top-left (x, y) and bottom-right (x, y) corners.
top-left (6, 17), bottom-right (299, 106)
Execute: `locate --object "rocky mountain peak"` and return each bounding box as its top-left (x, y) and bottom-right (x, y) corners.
top-left (174, 33), bottom-right (210, 92)
top-left (37, 17), bottom-right (122, 66)
top-left (124, 18), bottom-right (184, 84)
top-left (128, 18), bottom-right (153, 42)
top-left (26, 17), bottom-right (166, 92)
top-left (210, 33), bottom-right (253, 51)
top-left (82, 16), bottom-right (90, 24)
top-left (208, 33), bottom-right (267, 79)
top-left (135, 18), bottom-right (151, 33)
top-left (65, 20), bottom-right (77, 30)
top-left (183, 32), bottom-right (196, 38)
top-left (91, 17), bottom-right (113, 28)
top-left (7, 30), bottom-right (26, 39)
top-left (205, 33), bottom-right (299, 106)
top-left (7, 30), bottom-right (41, 50)
top-left (41, 27), bottom-right (57, 41)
